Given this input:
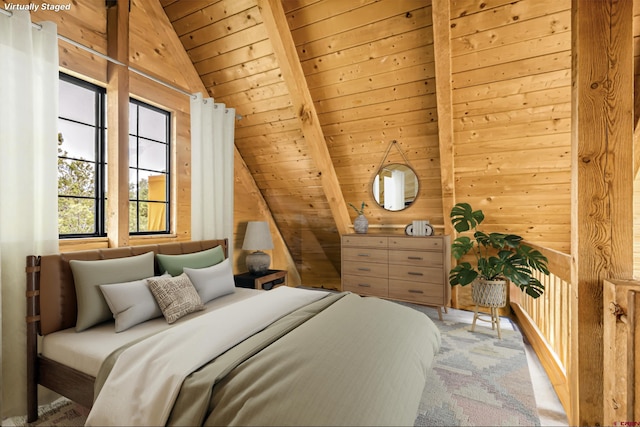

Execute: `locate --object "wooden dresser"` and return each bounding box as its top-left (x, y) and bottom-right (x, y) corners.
top-left (341, 234), bottom-right (451, 319)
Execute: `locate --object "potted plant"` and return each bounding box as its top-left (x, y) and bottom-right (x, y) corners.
top-left (349, 201), bottom-right (368, 234)
top-left (448, 202), bottom-right (549, 304)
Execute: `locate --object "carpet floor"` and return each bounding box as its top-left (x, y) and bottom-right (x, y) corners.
top-left (405, 303), bottom-right (541, 426)
top-left (3, 304), bottom-right (540, 427)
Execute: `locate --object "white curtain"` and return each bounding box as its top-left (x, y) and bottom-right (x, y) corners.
top-left (190, 93), bottom-right (235, 250)
top-left (0, 11), bottom-right (59, 417)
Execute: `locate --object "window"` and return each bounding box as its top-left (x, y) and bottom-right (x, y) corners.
top-left (128, 100), bottom-right (170, 234)
top-left (57, 74), bottom-right (106, 237)
top-left (57, 74), bottom-right (171, 237)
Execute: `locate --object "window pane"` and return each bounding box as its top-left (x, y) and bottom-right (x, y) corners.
top-left (138, 139), bottom-right (167, 171)
top-left (58, 120), bottom-right (96, 161)
top-left (148, 174), bottom-right (167, 202)
top-left (59, 79), bottom-right (96, 125)
top-left (139, 107), bottom-right (167, 141)
top-left (129, 168), bottom-right (140, 199)
top-left (129, 135), bottom-right (137, 167)
top-left (147, 202), bottom-right (166, 231)
top-left (129, 102), bottom-right (137, 134)
top-left (58, 197), bottom-right (96, 234)
top-left (58, 158), bottom-right (95, 197)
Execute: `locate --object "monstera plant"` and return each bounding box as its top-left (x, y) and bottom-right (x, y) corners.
top-left (448, 202), bottom-right (549, 299)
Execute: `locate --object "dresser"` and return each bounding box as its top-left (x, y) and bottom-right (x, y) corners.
top-left (341, 234), bottom-right (451, 319)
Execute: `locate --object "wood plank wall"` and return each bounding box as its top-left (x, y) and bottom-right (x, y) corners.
top-left (450, 0), bottom-right (572, 252)
top-left (447, 0), bottom-right (572, 309)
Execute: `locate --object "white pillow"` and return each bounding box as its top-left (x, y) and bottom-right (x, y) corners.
top-left (184, 258), bottom-right (235, 304)
top-left (99, 274), bottom-right (167, 332)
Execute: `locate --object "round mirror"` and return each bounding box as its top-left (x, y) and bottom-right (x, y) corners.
top-left (372, 163), bottom-right (419, 211)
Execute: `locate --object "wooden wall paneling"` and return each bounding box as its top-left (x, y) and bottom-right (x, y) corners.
top-left (256, 0), bottom-right (351, 240)
top-left (571, 0), bottom-right (634, 425)
top-left (106, 0), bottom-right (130, 248)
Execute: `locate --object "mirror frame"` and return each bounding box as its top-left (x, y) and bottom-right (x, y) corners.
top-left (371, 163), bottom-right (419, 211)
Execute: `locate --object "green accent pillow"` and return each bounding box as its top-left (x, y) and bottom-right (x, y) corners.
top-left (156, 246), bottom-right (225, 276)
top-left (70, 251), bottom-right (155, 332)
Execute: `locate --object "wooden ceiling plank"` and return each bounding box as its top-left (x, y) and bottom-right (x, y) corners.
top-left (256, 0), bottom-right (351, 236)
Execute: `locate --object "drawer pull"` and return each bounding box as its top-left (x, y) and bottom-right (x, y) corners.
top-left (408, 256), bottom-right (423, 260)
top-left (358, 283), bottom-right (371, 288)
top-left (357, 253), bottom-right (371, 257)
top-left (357, 267), bottom-right (371, 272)
top-left (408, 272), bottom-right (424, 276)
top-left (409, 289), bottom-right (424, 294)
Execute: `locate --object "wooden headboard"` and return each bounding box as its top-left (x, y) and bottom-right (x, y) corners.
top-left (26, 239), bottom-right (228, 336)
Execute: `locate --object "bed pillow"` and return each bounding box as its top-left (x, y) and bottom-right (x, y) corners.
top-left (99, 274), bottom-right (168, 333)
top-left (70, 251), bottom-right (155, 332)
top-left (184, 258), bottom-right (235, 304)
top-left (148, 273), bottom-right (205, 324)
top-left (156, 246), bottom-right (225, 276)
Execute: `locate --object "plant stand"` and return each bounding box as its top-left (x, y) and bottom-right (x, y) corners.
top-left (470, 279), bottom-right (507, 339)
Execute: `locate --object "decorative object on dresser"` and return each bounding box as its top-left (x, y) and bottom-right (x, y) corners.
top-left (348, 201), bottom-right (368, 234)
top-left (448, 202), bottom-right (550, 338)
top-left (405, 220), bottom-right (434, 236)
top-left (241, 221), bottom-right (274, 275)
top-left (341, 234), bottom-right (451, 320)
top-left (234, 269), bottom-right (288, 290)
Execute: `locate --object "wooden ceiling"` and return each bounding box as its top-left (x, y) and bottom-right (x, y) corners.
top-left (161, 0), bottom-right (438, 287)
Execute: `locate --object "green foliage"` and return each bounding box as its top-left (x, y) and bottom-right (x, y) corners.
top-left (348, 201), bottom-right (367, 215)
top-left (448, 202), bottom-right (549, 299)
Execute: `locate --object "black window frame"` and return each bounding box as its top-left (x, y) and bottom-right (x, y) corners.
top-left (57, 73), bottom-right (107, 238)
top-left (57, 73), bottom-right (172, 238)
top-left (128, 98), bottom-right (171, 235)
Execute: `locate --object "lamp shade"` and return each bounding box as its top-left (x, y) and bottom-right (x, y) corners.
top-left (242, 221), bottom-right (274, 251)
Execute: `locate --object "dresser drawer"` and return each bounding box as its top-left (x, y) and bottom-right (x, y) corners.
top-left (342, 247), bottom-right (388, 264)
top-left (389, 250), bottom-right (443, 267)
top-left (388, 265), bottom-right (444, 284)
top-left (389, 236), bottom-right (445, 251)
top-left (342, 261), bottom-right (388, 277)
top-left (388, 279), bottom-right (444, 305)
top-left (342, 235), bottom-right (388, 249)
top-left (343, 274), bottom-right (388, 297)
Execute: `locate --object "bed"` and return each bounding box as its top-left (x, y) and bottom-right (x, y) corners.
top-left (26, 239), bottom-right (441, 426)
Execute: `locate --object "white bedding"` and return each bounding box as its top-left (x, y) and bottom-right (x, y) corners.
top-left (86, 286), bottom-right (330, 427)
top-left (40, 287), bottom-right (261, 377)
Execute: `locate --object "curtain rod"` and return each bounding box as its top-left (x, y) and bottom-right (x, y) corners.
top-left (0, 8), bottom-right (196, 99)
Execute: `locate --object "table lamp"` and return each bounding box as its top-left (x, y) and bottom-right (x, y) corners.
top-left (242, 221), bottom-right (274, 275)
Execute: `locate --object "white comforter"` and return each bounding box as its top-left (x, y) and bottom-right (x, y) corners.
top-left (86, 286), bottom-right (329, 427)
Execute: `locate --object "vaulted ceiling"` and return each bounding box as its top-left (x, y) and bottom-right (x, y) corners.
top-left (160, 0), bottom-right (440, 287)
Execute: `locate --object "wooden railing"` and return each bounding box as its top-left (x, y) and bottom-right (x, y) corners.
top-left (509, 242), bottom-right (572, 415)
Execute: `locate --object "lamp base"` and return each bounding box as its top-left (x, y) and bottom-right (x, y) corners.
top-left (246, 251), bottom-right (271, 275)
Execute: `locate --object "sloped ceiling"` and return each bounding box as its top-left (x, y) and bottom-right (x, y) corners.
top-left (161, 0), bottom-right (439, 288)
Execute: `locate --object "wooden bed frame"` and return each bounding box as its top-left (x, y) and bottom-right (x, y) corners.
top-left (25, 239), bottom-right (228, 423)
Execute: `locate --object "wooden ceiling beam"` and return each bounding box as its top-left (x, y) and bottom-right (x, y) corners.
top-left (106, 0), bottom-right (130, 247)
top-left (256, 0), bottom-right (351, 236)
top-left (431, 1), bottom-right (456, 302)
top-left (140, 0), bottom-right (297, 278)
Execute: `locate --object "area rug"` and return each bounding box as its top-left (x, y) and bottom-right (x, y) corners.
top-left (407, 303), bottom-right (541, 426)
top-left (3, 305), bottom-right (540, 427)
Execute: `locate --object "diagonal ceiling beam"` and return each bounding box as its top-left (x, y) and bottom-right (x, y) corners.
top-left (139, 0), bottom-right (296, 276)
top-left (256, 0), bottom-right (351, 236)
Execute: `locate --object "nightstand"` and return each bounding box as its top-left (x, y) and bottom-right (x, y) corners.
top-left (234, 270), bottom-right (288, 290)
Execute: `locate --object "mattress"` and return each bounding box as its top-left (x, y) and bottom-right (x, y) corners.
top-left (40, 287), bottom-right (261, 377)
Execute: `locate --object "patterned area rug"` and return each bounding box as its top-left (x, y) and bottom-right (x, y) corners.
top-left (406, 303), bottom-right (541, 426)
top-left (3, 305), bottom-right (540, 427)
